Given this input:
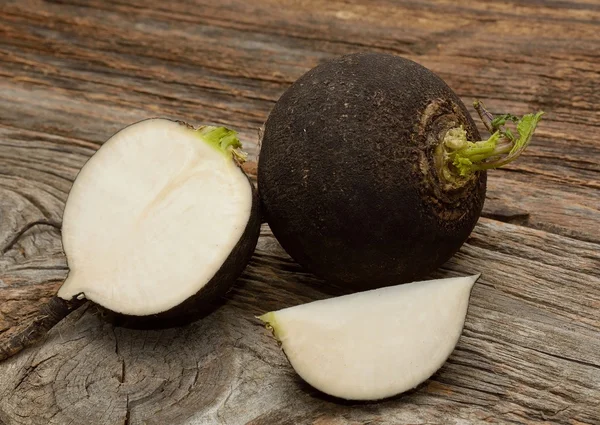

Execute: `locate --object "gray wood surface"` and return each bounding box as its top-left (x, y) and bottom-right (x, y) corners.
top-left (1, 0), bottom-right (599, 424)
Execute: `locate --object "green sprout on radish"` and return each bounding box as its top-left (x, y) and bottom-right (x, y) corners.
top-left (443, 101), bottom-right (544, 177)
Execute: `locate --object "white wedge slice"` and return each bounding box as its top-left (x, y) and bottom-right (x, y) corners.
top-left (259, 274), bottom-right (480, 400)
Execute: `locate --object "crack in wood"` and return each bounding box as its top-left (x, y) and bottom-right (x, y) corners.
top-left (0, 219), bottom-right (60, 255)
top-left (124, 395), bottom-right (130, 425)
top-left (112, 328), bottom-right (125, 385)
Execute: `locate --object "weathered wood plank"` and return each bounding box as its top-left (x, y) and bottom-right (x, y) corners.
top-left (1, 223), bottom-right (599, 425)
top-left (0, 0), bottom-right (599, 423)
top-left (1, 0), bottom-right (598, 241)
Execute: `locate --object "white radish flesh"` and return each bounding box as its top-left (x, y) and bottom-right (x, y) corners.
top-left (259, 274), bottom-right (479, 400)
top-left (58, 119), bottom-right (253, 316)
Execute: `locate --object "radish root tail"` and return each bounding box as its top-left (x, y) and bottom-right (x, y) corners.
top-left (0, 296), bottom-right (83, 362)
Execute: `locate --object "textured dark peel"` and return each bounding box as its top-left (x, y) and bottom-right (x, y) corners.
top-left (258, 52), bottom-right (486, 289)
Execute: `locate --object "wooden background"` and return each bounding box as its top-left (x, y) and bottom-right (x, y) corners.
top-left (0, 0), bottom-right (599, 424)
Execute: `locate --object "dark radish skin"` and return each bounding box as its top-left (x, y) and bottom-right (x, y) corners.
top-left (0, 121), bottom-right (260, 361)
top-left (258, 52), bottom-right (543, 289)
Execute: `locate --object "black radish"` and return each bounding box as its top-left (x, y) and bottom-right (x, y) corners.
top-left (258, 52), bottom-right (543, 289)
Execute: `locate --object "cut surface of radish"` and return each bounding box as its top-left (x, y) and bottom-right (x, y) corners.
top-left (57, 118), bottom-right (254, 316)
top-left (259, 274), bottom-right (479, 401)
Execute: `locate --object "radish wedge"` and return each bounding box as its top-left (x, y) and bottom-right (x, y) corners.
top-left (258, 274), bottom-right (480, 401)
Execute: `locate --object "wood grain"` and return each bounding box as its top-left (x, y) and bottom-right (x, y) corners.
top-left (1, 226), bottom-right (599, 425)
top-left (0, 0), bottom-right (599, 423)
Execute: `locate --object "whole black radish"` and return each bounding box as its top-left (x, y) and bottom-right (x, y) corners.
top-left (258, 52), bottom-right (543, 289)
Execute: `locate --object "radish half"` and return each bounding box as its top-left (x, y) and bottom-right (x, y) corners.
top-left (56, 118), bottom-right (260, 322)
top-left (258, 274), bottom-right (479, 401)
top-left (0, 118), bottom-right (261, 361)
